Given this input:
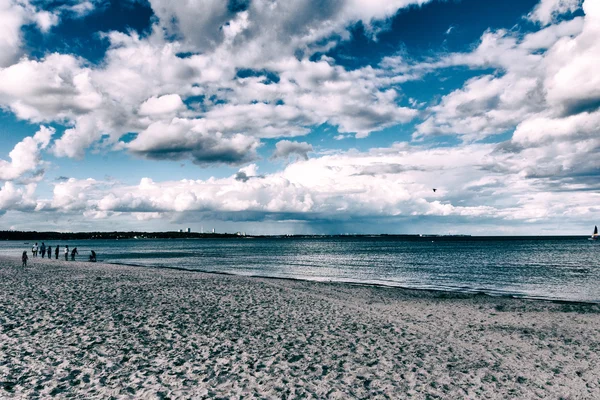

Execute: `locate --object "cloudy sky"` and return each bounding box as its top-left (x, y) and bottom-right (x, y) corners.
top-left (0, 0), bottom-right (598, 235)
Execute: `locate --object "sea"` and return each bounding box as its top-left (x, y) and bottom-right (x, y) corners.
top-left (1, 236), bottom-right (598, 303)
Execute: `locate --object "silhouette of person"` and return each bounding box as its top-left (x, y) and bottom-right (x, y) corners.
top-left (41, 242), bottom-right (46, 258)
top-left (55, 246), bottom-right (60, 260)
top-left (22, 251), bottom-right (28, 267)
top-left (89, 250), bottom-right (97, 262)
top-left (47, 246), bottom-right (52, 259)
top-left (64, 245), bottom-right (69, 261)
top-left (71, 247), bottom-right (78, 261)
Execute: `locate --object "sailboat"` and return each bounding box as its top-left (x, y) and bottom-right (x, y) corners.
top-left (589, 226), bottom-right (598, 241)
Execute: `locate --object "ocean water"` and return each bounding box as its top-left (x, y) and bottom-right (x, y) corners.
top-left (1, 236), bottom-right (598, 303)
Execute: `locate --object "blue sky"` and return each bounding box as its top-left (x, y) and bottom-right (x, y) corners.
top-left (1, 0), bottom-right (599, 234)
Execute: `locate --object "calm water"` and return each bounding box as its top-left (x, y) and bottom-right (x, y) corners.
top-left (1, 237), bottom-right (598, 303)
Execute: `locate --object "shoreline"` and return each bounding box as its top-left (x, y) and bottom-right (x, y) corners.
top-left (68, 257), bottom-right (600, 306)
top-left (6, 253), bottom-right (600, 306)
top-left (2, 255), bottom-right (600, 398)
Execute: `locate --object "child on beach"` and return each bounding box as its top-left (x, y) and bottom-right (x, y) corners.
top-left (55, 246), bottom-right (59, 259)
top-left (47, 246), bottom-right (52, 259)
top-left (64, 245), bottom-right (69, 261)
top-left (22, 251), bottom-right (28, 267)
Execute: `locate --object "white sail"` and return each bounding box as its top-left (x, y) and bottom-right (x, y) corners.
top-left (589, 225), bottom-right (598, 241)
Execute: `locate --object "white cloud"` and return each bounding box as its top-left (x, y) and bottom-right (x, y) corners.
top-left (520, 17), bottom-right (583, 50)
top-left (139, 94), bottom-right (185, 116)
top-left (0, 0), bottom-right (59, 67)
top-left (48, 178), bottom-right (99, 211)
top-left (272, 140), bottom-right (313, 161)
top-left (25, 140), bottom-right (598, 225)
top-left (543, 0), bottom-right (600, 115)
top-left (66, 1), bottom-right (96, 17)
top-left (0, 126), bottom-right (55, 181)
top-left (126, 118), bottom-right (261, 166)
top-left (528, 0), bottom-right (582, 26)
top-left (0, 181), bottom-right (37, 211)
top-left (3, 0), bottom-right (600, 233)
top-left (415, 0), bottom-right (599, 143)
top-left (512, 110), bottom-right (600, 145)
top-left (0, 0), bottom-right (424, 164)
top-left (0, 54), bottom-right (102, 122)
top-left (416, 73), bottom-right (544, 140)
top-left (147, 0), bottom-right (432, 63)
top-left (1, 133), bottom-right (597, 230)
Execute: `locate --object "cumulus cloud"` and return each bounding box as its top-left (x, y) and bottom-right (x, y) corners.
top-left (139, 94), bottom-right (185, 116)
top-left (126, 118), bottom-right (261, 166)
top-left (47, 178), bottom-right (100, 211)
top-left (512, 110), bottom-right (600, 146)
top-left (272, 140), bottom-right (313, 161)
top-left (26, 140), bottom-right (598, 225)
top-left (0, 181), bottom-right (37, 212)
top-left (0, 54), bottom-right (102, 121)
top-left (416, 73), bottom-right (545, 140)
top-left (4, 134), bottom-right (600, 229)
top-left (416, 0), bottom-right (599, 144)
top-left (0, 126), bottom-right (55, 181)
top-left (4, 0), bottom-right (600, 233)
top-left (0, 16), bottom-right (419, 163)
top-left (0, 0), bottom-right (59, 67)
top-left (147, 0), bottom-right (433, 63)
top-left (234, 164), bottom-right (260, 182)
top-left (543, 0), bottom-right (600, 116)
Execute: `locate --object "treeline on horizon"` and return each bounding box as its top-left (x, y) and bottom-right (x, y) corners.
top-left (0, 231), bottom-right (242, 240)
top-left (0, 231), bottom-right (585, 241)
top-left (1, 231), bottom-right (443, 240)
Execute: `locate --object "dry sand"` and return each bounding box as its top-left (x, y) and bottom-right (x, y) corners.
top-left (1, 255), bottom-right (599, 399)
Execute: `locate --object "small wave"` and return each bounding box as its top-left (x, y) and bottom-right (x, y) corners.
top-left (102, 260), bottom-right (600, 305)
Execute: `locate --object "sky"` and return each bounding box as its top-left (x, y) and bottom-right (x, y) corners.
top-left (0, 0), bottom-right (599, 235)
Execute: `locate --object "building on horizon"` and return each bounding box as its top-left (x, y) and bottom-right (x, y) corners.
top-left (187, 228), bottom-right (191, 233)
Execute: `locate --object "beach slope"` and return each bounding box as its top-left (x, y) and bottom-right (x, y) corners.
top-left (1, 256), bottom-right (599, 398)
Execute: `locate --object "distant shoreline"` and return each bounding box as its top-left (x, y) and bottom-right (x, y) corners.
top-left (0, 230), bottom-right (589, 241)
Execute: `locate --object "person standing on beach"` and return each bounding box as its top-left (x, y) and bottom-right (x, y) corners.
top-left (55, 245), bottom-right (60, 259)
top-left (71, 247), bottom-right (78, 261)
top-left (32, 243), bottom-right (38, 257)
top-left (22, 251), bottom-right (28, 267)
top-left (47, 245), bottom-right (52, 259)
top-left (41, 242), bottom-right (46, 258)
top-left (64, 245), bottom-right (69, 261)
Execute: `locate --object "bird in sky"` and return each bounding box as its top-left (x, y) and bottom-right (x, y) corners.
top-left (433, 188), bottom-right (437, 192)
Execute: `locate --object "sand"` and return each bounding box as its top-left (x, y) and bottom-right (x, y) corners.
top-left (1, 255), bottom-right (599, 399)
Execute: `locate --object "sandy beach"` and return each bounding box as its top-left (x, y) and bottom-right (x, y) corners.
top-left (1, 255), bottom-right (599, 399)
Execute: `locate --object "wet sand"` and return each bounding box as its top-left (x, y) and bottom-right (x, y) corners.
top-left (1, 255), bottom-right (599, 399)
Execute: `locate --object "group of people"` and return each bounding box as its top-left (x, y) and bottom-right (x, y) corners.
top-left (21, 243), bottom-right (96, 267)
